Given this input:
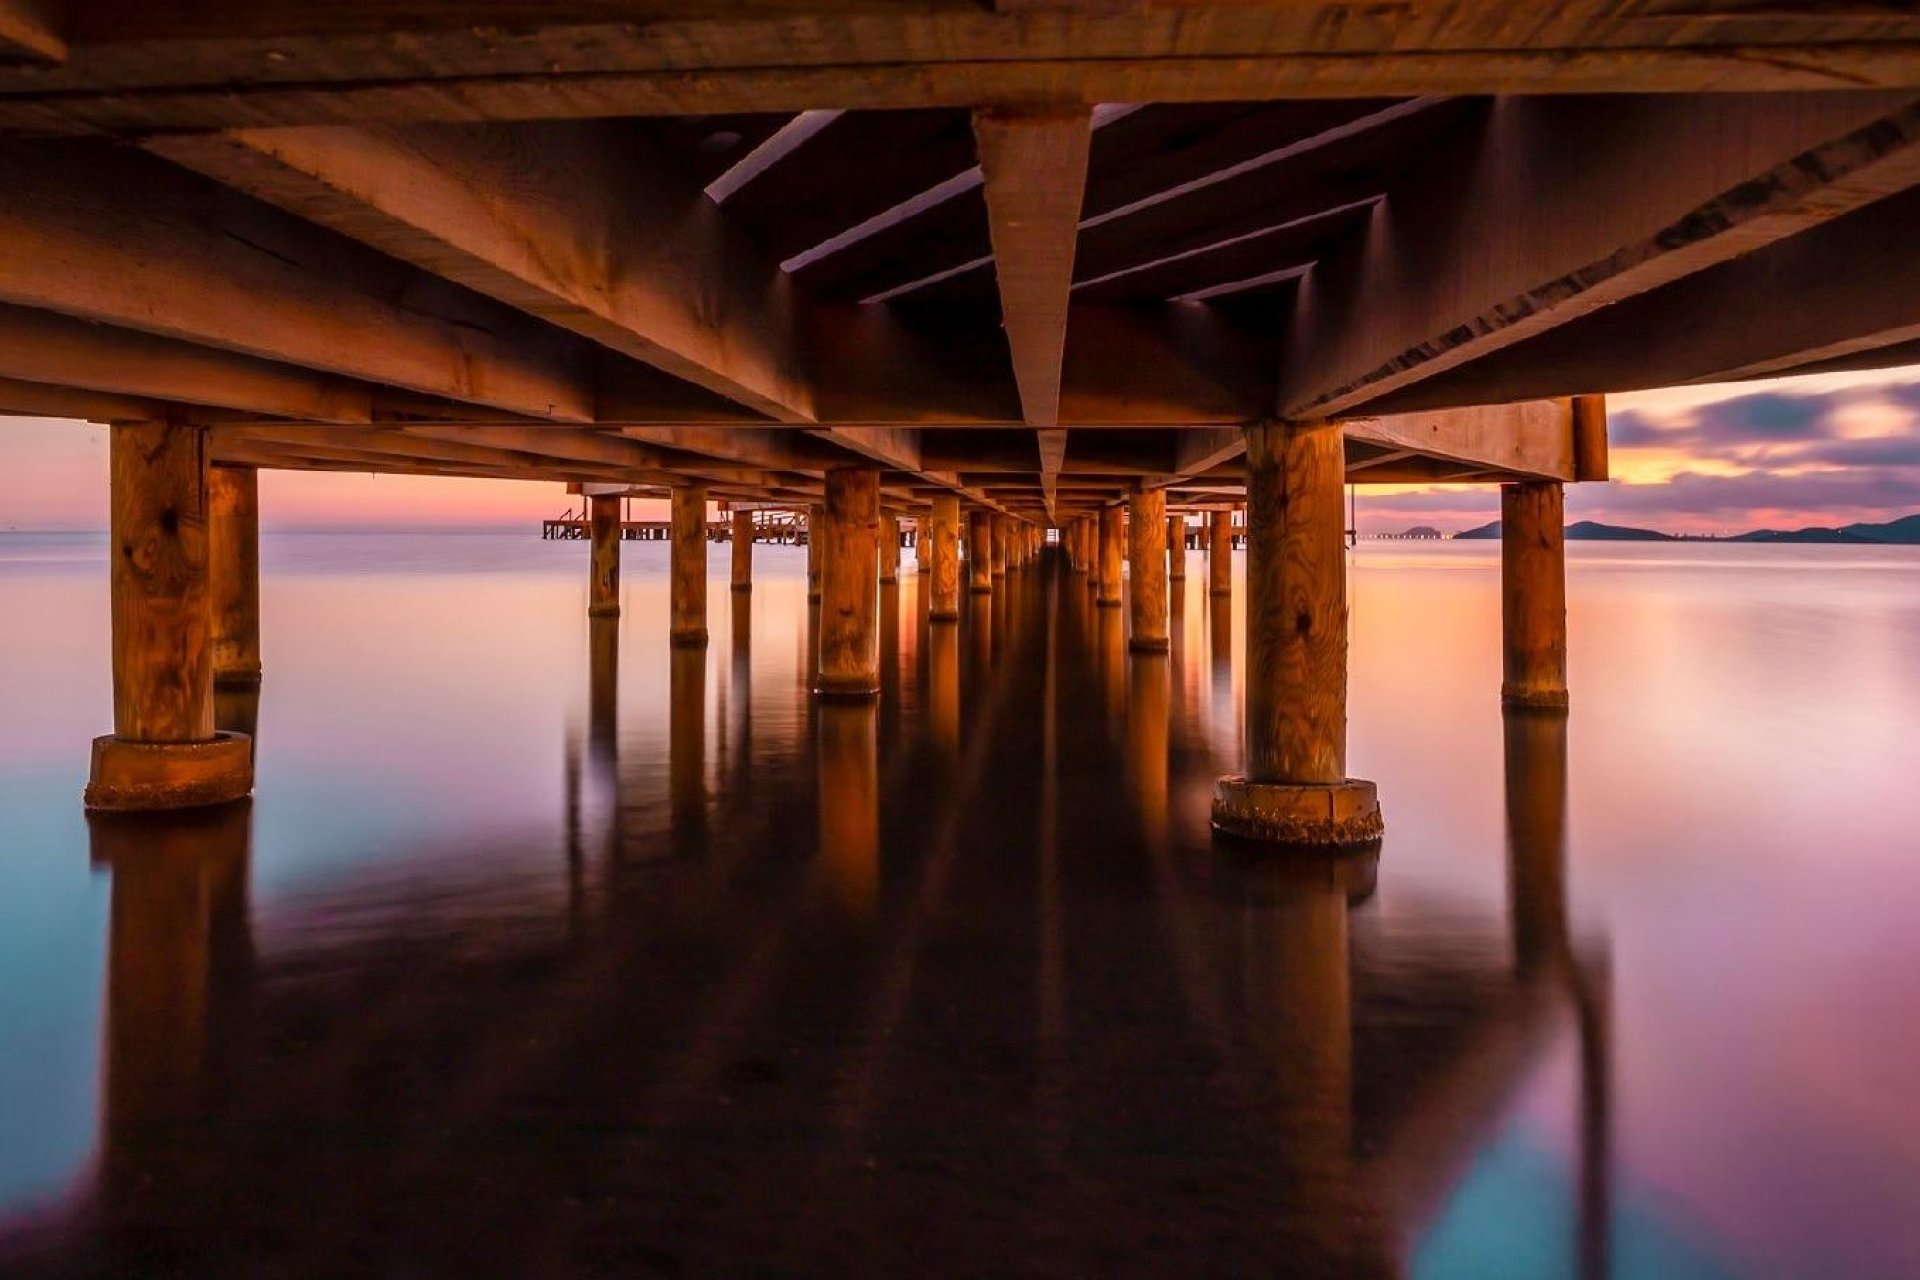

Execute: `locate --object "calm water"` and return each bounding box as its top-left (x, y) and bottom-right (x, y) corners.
top-left (1, 532), bottom-right (1917, 1278)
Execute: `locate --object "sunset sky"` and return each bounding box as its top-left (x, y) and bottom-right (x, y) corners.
top-left (3, 363), bottom-right (1918, 536)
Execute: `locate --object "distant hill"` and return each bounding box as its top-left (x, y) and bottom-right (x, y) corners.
top-left (1734, 513), bottom-right (1920, 544)
top-left (1455, 520), bottom-right (1673, 542)
top-left (1452, 512), bottom-right (1920, 543)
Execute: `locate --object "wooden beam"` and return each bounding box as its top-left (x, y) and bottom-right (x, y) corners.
top-left (0, 142), bottom-right (594, 420)
top-left (973, 106), bottom-right (1092, 430)
top-left (1341, 400), bottom-right (1577, 483)
top-left (1282, 93), bottom-right (1920, 418)
top-left (15, 19), bottom-right (1920, 136)
top-left (0, 303), bottom-right (371, 422)
top-left (1348, 183), bottom-right (1920, 414)
top-left (150, 122), bottom-right (813, 422)
top-left (1035, 429), bottom-right (1067, 524)
top-left (0, 0), bottom-right (63, 66)
top-left (0, 375), bottom-right (159, 422)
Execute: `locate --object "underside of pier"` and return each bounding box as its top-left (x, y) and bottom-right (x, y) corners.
top-left (7, 1), bottom-right (1920, 827)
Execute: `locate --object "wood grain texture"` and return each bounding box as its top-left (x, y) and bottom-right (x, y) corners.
top-left (670, 484), bottom-right (709, 647)
top-left (1096, 504), bottom-right (1123, 607)
top-left (807, 502), bottom-right (824, 602)
top-left (1127, 487), bottom-right (1168, 652)
top-left (1208, 510), bottom-right (1233, 598)
top-left (731, 509), bottom-right (754, 591)
top-left (1167, 513), bottom-right (1186, 580)
top-left (207, 464), bottom-right (261, 686)
top-left (972, 107), bottom-right (1092, 430)
top-left (880, 514), bottom-right (900, 583)
top-left (991, 514), bottom-right (1011, 577)
top-left (1243, 420), bottom-right (1346, 786)
top-left (1572, 395), bottom-right (1609, 483)
top-left (1501, 481), bottom-right (1569, 709)
top-left (587, 494), bottom-right (620, 617)
top-left (110, 419), bottom-right (215, 744)
top-left (967, 509), bottom-right (993, 595)
top-left (928, 493), bottom-right (961, 620)
top-left (816, 467), bottom-right (881, 697)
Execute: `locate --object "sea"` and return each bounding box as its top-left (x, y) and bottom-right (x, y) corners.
top-left (1, 531), bottom-right (1916, 1278)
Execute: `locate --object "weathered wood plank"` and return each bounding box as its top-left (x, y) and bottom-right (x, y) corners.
top-left (150, 121), bottom-right (812, 421)
top-left (0, 142), bottom-right (594, 419)
top-left (1281, 92), bottom-right (1920, 418)
top-left (0, 302), bottom-right (371, 422)
top-left (0, 0), bottom-right (63, 66)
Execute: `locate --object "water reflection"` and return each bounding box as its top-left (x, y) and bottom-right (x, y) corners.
top-left (18, 559), bottom-right (1622, 1277)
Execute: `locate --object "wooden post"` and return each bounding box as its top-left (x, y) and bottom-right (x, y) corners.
top-left (670, 484), bottom-right (708, 648)
top-left (806, 502), bottom-right (824, 603)
top-left (816, 468), bottom-right (882, 698)
top-left (1167, 513), bottom-right (1186, 582)
top-left (1211, 421), bottom-right (1381, 848)
top-left (1128, 487), bottom-right (1169, 653)
top-left (208, 464), bottom-right (261, 689)
top-left (1501, 481), bottom-right (1570, 710)
top-left (928, 494), bottom-right (961, 621)
top-left (588, 493), bottom-right (621, 617)
top-left (1096, 504), bottom-right (1123, 608)
top-left (1208, 509), bottom-right (1233, 597)
top-left (968, 510), bottom-right (993, 595)
top-left (881, 513), bottom-right (901, 584)
top-left (730, 508), bottom-right (753, 592)
top-left (86, 420), bottom-right (252, 811)
top-left (991, 514), bottom-right (1010, 577)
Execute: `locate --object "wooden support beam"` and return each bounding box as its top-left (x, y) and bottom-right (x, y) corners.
top-left (0, 142), bottom-right (593, 421)
top-left (967, 509), bottom-right (993, 596)
top-left (1283, 93), bottom-right (1920, 418)
top-left (0, 0), bottom-right (62, 66)
top-left (1342, 400), bottom-right (1579, 483)
top-left (1211, 419), bottom-right (1380, 847)
top-left (150, 122), bottom-right (813, 422)
top-left (670, 484), bottom-right (709, 648)
top-left (1502, 482), bottom-right (1570, 711)
top-left (815, 467), bottom-right (882, 699)
top-left (1348, 184), bottom-right (1920, 413)
top-left (0, 304), bottom-right (372, 422)
top-left (15, 17), bottom-right (1920, 137)
top-left (1096, 504), bottom-right (1123, 608)
top-left (86, 418), bottom-right (253, 812)
top-left (588, 494), bottom-right (621, 618)
top-left (207, 465), bottom-right (262, 689)
top-left (1128, 487), bottom-right (1168, 654)
top-left (1208, 509), bottom-right (1233, 598)
top-left (927, 493), bottom-right (961, 622)
top-left (973, 107), bottom-right (1091, 429)
top-left (1036, 428), bottom-right (1067, 524)
top-left (731, 508), bottom-right (754, 593)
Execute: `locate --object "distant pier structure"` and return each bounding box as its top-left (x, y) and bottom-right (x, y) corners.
top-left (6, 4), bottom-right (1918, 842)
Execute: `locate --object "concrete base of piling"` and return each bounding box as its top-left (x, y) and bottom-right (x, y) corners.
top-left (84, 732), bottom-right (254, 811)
top-left (1210, 775), bottom-right (1383, 849)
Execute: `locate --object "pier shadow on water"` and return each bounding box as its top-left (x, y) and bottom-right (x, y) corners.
top-left (0, 556), bottom-right (1626, 1279)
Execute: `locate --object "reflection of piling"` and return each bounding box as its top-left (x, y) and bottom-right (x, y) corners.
top-left (817, 700), bottom-right (880, 920)
top-left (670, 645), bottom-right (707, 852)
top-left (928, 615), bottom-right (960, 762)
top-left (1127, 653), bottom-right (1170, 842)
top-left (92, 803), bottom-right (254, 1157)
top-left (1504, 708), bottom-right (1569, 974)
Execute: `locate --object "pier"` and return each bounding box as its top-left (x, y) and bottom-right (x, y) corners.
top-left (0, 21), bottom-right (1914, 837)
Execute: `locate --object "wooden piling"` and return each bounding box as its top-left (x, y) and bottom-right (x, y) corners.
top-left (1211, 421), bottom-right (1381, 848)
top-left (730, 508), bottom-right (753, 592)
top-left (670, 484), bottom-right (708, 648)
top-left (1501, 481), bottom-right (1570, 709)
top-left (816, 468), bottom-right (882, 698)
top-left (588, 493), bottom-right (621, 618)
top-left (86, 419), bottom-right (252, 811)
top-left (928, 494), bottom-right (961, 621)
top-left (991, 514), bottom-right (1010, 577)
top-left (1208, 509), bottom-right (1232, 597)
top-left (1128, 487), bottom-right (1169, 652)
top-left (881, 513), bottom-right (900, 584)
top-left (968, 510), bottom-right (993, 595)
top-left (208, 463), bottom-right (261, 689)
top-left (806, 502), bottom-right (824, 603)
top-left (1168, 513), bottom-right (1186, 582)
top-left (1096, 505), bottom-right (1123, 608)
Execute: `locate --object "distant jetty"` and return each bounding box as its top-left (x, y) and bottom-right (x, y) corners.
top-left (1453, 513), bottom-right (1920, 544)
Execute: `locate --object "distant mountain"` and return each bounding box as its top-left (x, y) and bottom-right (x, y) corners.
top-left (1455, 520), bottom-right (1673, 542)
top-left (1730, 526), bottom-right (1878, 544)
